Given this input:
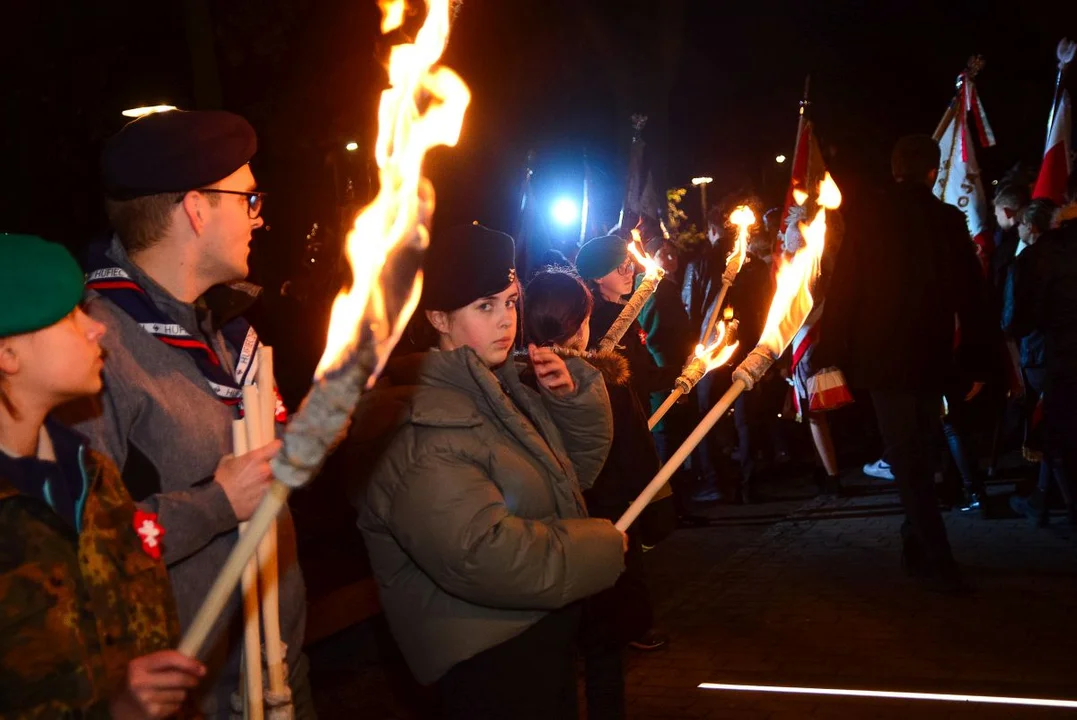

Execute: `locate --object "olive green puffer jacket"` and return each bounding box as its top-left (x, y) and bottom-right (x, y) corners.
top-left (352, 347), bottom-right (625, 684)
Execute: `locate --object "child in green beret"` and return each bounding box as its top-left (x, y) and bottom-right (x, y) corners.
top-left (0, 234), bottom-right (204, 718)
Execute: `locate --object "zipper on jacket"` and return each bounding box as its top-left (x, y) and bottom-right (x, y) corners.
top-left (74, 445), bottom-right (92, 534)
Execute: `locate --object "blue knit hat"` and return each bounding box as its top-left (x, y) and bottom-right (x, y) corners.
top-left (575, 235), bottom-right (628, 280)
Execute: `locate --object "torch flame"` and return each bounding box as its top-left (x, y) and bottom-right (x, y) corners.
top-left (316, 0), bottom-right (470, 379)
top-left (693, 320), bottom-right (740, 373)
top-left (628, 231), bottom-right (663, 279)
top-left (725, 204), bottom-right (756, 273)
top-left (757, 172), bottom-right (842, 358)
top-left (378, 0), bottom-right (405, 32)
top-left (817, 173), bottom-right (842, 209)
top-left (792, 188), bottom-right (809, 206)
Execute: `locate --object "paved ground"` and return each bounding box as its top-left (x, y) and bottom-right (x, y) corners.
top-left (307, 467), bottom-right (1077, 719)
top-left (622, 470), bottom-right (1077, 719)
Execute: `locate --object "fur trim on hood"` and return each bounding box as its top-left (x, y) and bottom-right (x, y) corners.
top-left (515, 346), bottom-right (630, 387)
top-left (1056, 200), bottom-right (1077, 225)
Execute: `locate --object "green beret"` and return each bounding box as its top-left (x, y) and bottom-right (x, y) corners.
top-left (0, 235), bottom-right (85, 337)
top-left (575, 235), bottom-right (628, 280)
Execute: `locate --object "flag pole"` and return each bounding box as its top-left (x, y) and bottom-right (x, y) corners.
top-left (790, 75), bottom-right (811, 179)
top-left (778, 75), bottom-right (811, 234)
top-left (933, 96), bottom-right (960, 142)
top-left (796, 75), bottom-right (810, 149)
top-left (619, 115), bottom-right (648, 229)
top-left (934, 56), bottom-right (987, 142)
top-left (515, 150), bottom-right (536, 277)
top-left (580, 148), bottom-right (591, 246)
top-left (1046, 39), bottom-right (1075, 143)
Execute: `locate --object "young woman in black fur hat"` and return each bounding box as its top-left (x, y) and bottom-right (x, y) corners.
top-left (350, 224), bottom-right (627, 719)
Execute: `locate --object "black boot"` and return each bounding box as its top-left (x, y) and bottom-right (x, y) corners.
top-left (825, 475), bottom-right (842, 497)
top-left (740, 480), bottom-right (754, 505)
top-left (958, 484), bottom-right (988, 518)
top-left (1009, 490), bottom-right (1049, 527)
top-left (816, 468), bottom-right (841, 497)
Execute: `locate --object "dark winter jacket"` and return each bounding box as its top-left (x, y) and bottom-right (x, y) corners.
top-left (681, 241), bottom-right (729, 341)
top-left (725, 253), bottom-right (776, 363)
top-left (1001, 248), bottom-right (1046, 371)
top-left (535, 348), bottom-right (661, 518)
top-left (815, 181), bottom-right (996, 393)
top-left (1012, 202), bottom-right (1077, 386)
top-left (351, 347), bottom-right (625, 684)
top-left (588, 297), bottom-right (681, 411)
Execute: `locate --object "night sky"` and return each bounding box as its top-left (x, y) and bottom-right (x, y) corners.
top-left (2, 0), bottom-right (1074, 275)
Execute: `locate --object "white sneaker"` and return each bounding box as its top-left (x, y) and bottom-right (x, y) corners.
top-left (862, 459), bottom-right (894, 481)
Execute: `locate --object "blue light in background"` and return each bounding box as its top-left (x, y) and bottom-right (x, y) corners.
top-left (551, 197), bottom-right (579, 226)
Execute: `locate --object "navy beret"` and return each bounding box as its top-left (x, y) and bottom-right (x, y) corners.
top-left (422, 224), bottom-right (517, 312)
top-left (102, 110), bottom-right (257, 200)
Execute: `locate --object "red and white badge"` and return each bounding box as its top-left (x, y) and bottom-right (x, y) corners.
top-left (133, 510), bottom-right (164, 560)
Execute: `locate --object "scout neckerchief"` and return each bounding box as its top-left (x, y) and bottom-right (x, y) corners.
top-left (85, 244), bottom-right (264, 415)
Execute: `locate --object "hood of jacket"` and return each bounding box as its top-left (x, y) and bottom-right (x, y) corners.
top-left (515, 346), bottom-right (630, 389)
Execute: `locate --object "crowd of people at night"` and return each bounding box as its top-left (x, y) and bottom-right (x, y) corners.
top-left (1, 77), bottom-right (1075, 719)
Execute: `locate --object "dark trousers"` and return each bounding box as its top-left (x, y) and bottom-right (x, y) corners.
top-left (436, 606), bottom-right (581, 720)
top-left (654, 398), bottom-right (716, 508)
top-left (693, 372), bottom-right (725, 491)
top-left (734, 392), bottom-right (765, 484)
top-left (870, 390), bottom-right (957, 576)
top-left (1043, 377), bottom-right (1077, 513)
top-left (578, 524), bottom-right (649, 720)
top-left (941, 389), bottom-right (995, 491)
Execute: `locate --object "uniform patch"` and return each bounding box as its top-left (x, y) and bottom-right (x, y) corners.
top-left (133, 510), bottom-right (164, 560)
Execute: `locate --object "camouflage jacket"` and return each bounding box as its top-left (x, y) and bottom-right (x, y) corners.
top-left (0, 427), bottom-right (181, 718)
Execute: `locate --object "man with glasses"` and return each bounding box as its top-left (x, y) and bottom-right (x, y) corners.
top-left (61, 109), bottom-right (312, 717)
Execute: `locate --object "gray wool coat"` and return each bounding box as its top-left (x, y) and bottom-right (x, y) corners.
top-left (60, 237), bottom-right (306, 716)
top-left (351, 347), bottom-right (626, 684)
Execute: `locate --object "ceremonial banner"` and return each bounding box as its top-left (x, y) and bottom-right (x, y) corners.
top-left (782, 119), bottom-right (826, 231)
top-left (1032, 88), bottom-right (1071, 204)
top-left (1032, 38), bottom-right (1074, 204)
top-left (933, 74), bottom-right (995, 273)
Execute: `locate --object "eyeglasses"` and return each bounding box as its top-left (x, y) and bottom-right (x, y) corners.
top-left (188, 189), bottom-right (267, 219)
top-left (615, 257), bottom-right (636, 276)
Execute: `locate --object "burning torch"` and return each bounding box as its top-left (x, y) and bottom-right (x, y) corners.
top-left (179, 0), bottom-right (470, 665)
top-left (648, 311), bottom-right (739, 430)
top-left (597, 230), bottom-right (665, 352)
top-left (700, 205), bottom-right (756, 346)
top-left (617, 173), bottom-right (841, 532)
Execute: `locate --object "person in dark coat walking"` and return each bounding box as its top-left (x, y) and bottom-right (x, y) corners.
top-left (999, 199), bottom-right (1055, 520)
top-left (1010, 189), bottom-right (1077, 525)
top-left (816, 135), bottom-right (994, 592)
